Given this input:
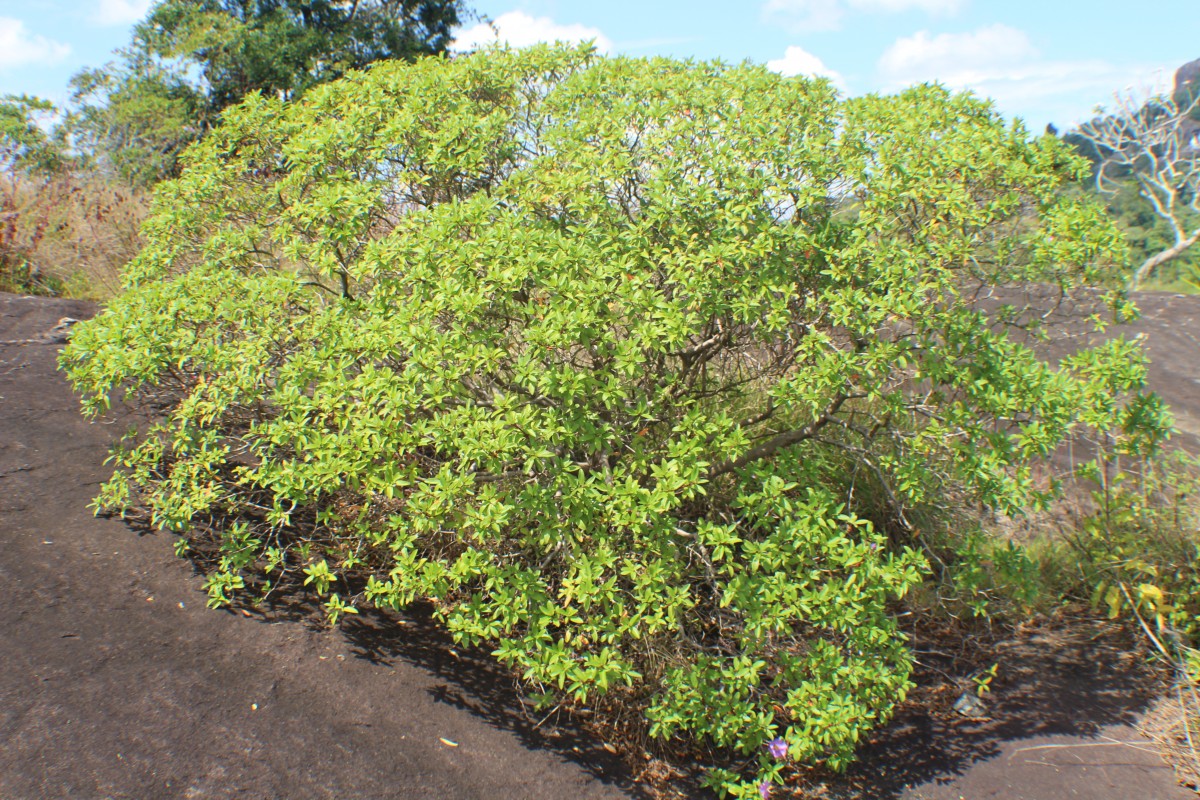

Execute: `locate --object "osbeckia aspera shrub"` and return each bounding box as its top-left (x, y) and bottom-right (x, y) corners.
top-left (64, 44), bottom-right (1150, 795)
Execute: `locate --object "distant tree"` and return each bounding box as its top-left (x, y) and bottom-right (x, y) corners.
top-left (0, 95), bottom-right (63, 177)
top-left (66, 57), bottom-right (207, 187)
top-left (1072, 61), bottom-right (1200, 289)
top-left (138, 0), bottom-right (469, 109)
top-left (0, 96), bottom-right (66, 294)
top-left (67, 0), bottom-right (471, 185)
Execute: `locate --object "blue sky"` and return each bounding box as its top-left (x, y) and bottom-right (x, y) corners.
top-left (0, 0), bottom-right (1195, 130)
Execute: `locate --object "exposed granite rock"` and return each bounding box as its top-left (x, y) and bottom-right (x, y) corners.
top-left (1175, 57), bottom-right (1200, 145)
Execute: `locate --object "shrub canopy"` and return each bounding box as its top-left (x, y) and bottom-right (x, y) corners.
top-left (65, 45), bottom-right (1153, 795)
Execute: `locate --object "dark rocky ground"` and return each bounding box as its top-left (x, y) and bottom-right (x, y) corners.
top-left (1, 290), bottom-right (1197, 799)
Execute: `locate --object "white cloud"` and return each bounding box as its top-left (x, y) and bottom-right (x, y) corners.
top-left (767, 46), bottom-right (847, 91)
top-left (763, 0), bottom-right (961, 32)
top-left (877, 25), bottom-right (1174, 127)
top-left (848, 0), bottom-right (962, 13)
top-left (0, 18), bottom-right (69, 70)
top-left (453, 11), bottom-right (613, 55)
top-left (878, 24), bottom-right (1037, 84)
top-left (94, 0), bottom-right (154, 26)
top-left (944, 61), bottom-right (1172, 127)
top-left (761, 0), bottom-right (844, 33)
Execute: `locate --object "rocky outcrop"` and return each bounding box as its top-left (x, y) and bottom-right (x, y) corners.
top-left (1176, 57), bottom-right (1200, 145)
top-left (1176, 58), bottom-right (1200, 103)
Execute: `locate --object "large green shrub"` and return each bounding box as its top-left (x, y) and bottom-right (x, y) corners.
top-left (64, 45), bottom-right (1151, 795)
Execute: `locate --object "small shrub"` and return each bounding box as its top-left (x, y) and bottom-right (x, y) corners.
top-left (1063, 447), bottom-right (1200, 791)
top-left (64, 45), bottom-right (1155, 794)
top-left (1072, 450), bottom-right (1200, 644)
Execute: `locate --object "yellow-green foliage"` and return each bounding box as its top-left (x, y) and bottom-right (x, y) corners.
top-left (63, 45), bottom-right (1161, 796)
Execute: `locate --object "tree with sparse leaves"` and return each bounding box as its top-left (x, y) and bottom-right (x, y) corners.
top-left (1071, 62), bottom-right (1200, 289)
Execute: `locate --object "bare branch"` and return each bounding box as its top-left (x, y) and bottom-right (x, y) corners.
top-left (705, 394), bottom-right (848, 479)
top-left (1076, 89), bottom-right (1200, 289)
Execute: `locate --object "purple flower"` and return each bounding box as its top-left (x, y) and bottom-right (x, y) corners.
top-left (758, 780), bottom-right (772, 799)
top-left (767, 737), bottom-right (788, 760)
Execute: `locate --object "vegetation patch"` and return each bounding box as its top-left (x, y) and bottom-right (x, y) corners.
top-left (63, 45), bottom-right (1167, 796)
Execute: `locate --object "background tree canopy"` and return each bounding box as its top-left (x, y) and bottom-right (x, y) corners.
top-left (68, 0), bottom-right (469, 185)
top-left (0, 95), bottom-right (63, 176)
top-left (139, 0), bottom-right (468, 108)
top-left (64, 45), bottom-right (1159, 796)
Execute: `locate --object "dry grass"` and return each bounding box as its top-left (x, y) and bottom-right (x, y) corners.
top-left (1140, 673), bottom-right (1200, 792)
top-left (0, 172), bottom-right (148, 299)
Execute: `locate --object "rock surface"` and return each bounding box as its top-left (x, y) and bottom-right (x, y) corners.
top-left (2, 290), bottom-right (1198, 799)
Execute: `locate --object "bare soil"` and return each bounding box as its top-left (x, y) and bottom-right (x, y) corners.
top-left (2, 290), bottom-right (1198, 799)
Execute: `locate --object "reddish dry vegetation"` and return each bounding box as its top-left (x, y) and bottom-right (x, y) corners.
top-left (0, 175), bottom-right (146, 298)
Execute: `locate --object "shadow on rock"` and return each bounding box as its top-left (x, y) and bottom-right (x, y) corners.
top-left (263, 589), bottom-right (665, 799)
top-left (832, 623), bottom-right (1163, 798)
